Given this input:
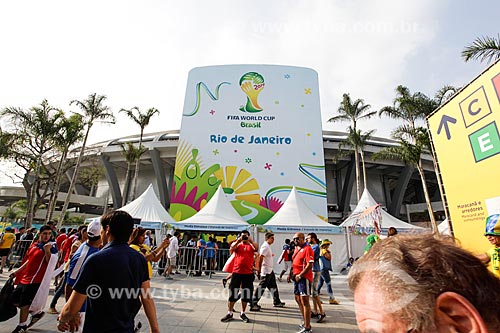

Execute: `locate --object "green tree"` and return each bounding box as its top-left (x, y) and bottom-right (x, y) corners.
top-left (372, 126), bottom-right (438, 234)
top-left (379, 86), bottom-right (439, 232)
top-left (462, 34), bottom-right (500, 64)
top-left (328, 93), bottom-right (376, 200)
top-left (341, 127), bottom-right (375, 191)
top-left (45, 114), bottom-right (85, 223)
top-left (1, 100), bottom-right (64, 227)
top-left (119, 107), bottom-right (159, 202)
top-left (0, 127), bottom-right (15, 159)
top-left (119, 142), bottom-right (146, 206)
top-left (58, 93), bottom-right (115, 227)
top-left (79, 164), bottom-right (104, 197)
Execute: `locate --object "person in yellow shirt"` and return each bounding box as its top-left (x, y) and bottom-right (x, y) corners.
top-left (479, 214), bottom-right (500, 278)
top-left (129, 227), bottom-right (170, 278)
top-left (0, 226), bottom-right (16, 274)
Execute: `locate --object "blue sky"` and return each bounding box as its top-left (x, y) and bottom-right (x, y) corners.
top-left (0, 0), bottom-right (498, 185)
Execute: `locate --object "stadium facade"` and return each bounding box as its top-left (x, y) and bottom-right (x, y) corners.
top-left (0, 129), bottom-right (444, 225)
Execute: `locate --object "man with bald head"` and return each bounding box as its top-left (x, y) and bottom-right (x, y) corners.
top-left (288, 232), bottom-right (314, 333)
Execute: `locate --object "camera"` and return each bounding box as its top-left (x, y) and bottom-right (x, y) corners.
top-left (242, 235), bottom-right (249, 241)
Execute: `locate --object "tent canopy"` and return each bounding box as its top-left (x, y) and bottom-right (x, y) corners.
top-left (119, 184), bottom-right (176, 224)
top-left (264, 187), bottom-right (341, 234)
top-left (340, 188), bottom-right (425, 231)
top-left (172, 186), bottom-right (250, 232)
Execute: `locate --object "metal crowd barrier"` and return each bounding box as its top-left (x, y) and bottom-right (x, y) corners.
top-left (156, 246), bottom-right (231, 278)
top-left (7, 239), bottom-right (33, 270)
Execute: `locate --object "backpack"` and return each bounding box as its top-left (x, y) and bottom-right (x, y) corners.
top-left (0, 276), bottom-right (17, 322)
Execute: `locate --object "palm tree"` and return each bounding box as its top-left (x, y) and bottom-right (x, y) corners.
top-left (45, 114), bottom-right (85, 223)
top-left (119, 107), bottom-right (159, 202)
top-left (0, 127), bottom-right (15, 159)
top-left (345, 127), bottom-right (375, 190)
top-left (2, 100), bottom-right (64, 227)
top-left (328, 93), bottom-right (376, 200)
top-left (119, 142), bottom-right (146, 206)
top-left (373, 126), bottom-right (439, 234)
top-left (58, 93), bottom-right (115, 227)
top-left (462, 34), bottom-right (500, 64)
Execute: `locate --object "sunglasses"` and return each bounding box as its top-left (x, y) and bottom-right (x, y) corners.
top-left (293, 237), bottom-right (302, 241)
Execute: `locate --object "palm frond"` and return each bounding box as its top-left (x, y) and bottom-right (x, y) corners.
top-left (462, 34), bottom-right (500, 64)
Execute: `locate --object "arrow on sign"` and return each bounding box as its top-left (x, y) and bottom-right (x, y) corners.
top-left (437, 115), bottom-right (457, 140)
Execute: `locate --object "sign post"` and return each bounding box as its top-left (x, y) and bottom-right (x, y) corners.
top-left (427, 60), bottom-right (500, 254)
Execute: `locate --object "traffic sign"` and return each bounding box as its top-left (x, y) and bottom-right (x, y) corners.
top-left (427, 60), bottom-right (500, 255)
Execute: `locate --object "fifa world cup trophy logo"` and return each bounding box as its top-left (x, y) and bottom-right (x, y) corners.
top-left (239, 72), bottom-right (265, 113)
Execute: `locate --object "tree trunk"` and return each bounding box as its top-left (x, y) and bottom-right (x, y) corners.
top-left (58, 126), bottom-right (90, 228)
top-left (417, 162), bottom-right (439, 235)
top-left (360, 150), bottom-right (367, 190)
top-left (122, 163), bottom-right (132, 206)
top-left (354, 150), bottom-right (361, 201)
top-left (46, 149), bottom-right (68, 223)
top-left (131, 129), bottom-right (144, 201)
top-left (26, 139), bottom-right (46, 227)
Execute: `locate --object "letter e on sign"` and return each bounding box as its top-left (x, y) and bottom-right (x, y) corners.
top-left (459, 86), bottom-right (492, 128)
top-left (468, 122), bottom-right (500, 162)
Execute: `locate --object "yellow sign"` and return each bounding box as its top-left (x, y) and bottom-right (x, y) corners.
top-left (427, 60), bottom-right (500, 255)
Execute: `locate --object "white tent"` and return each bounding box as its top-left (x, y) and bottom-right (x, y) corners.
top-left (172, 186), bottom-right (250, 232)
top-left (264, 187), bottom-right (341, 233)
top-left (340, 188), bottom-right (425, 231)
top-left (261, 187), bottom-right (347, 272)
top-left (120, 184), bottom-right (176, 225)
top-left (339, 188), bottom-right (426, 259)
top-left (438, 219), bottom-right (452, 235)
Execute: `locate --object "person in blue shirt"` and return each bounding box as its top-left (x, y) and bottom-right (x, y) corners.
top-left (204, 236), bottom-right (218, 274)
top-left (306, 233), bottom-right (326, 323)
top-left (57, 211), bottom-right (159, 333)
top-left (195, 236), bottom-right (207, 276)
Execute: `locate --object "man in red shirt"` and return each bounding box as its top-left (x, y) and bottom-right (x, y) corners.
top-left (220, 230), bottom-right (258, 323)
top-left (10, 225), bottom-right (58, 333)
top-left (55, 228), bottom-right (67, 251)
top-left (288, 232), bottom-right (314, 333)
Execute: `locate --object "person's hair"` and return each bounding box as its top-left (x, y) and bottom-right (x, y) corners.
top-left (128, 227), bottom-right (146, 245)
top-left (77, 225), bottom-right (87, 240)
top-left (19, 227), bottom-right (26, 231)
top-left (47, 221), bottom-right (54, 226)
top-left (59, 228), bottom-right (66, 234)
top-left (39, 225), bottom-right (52, 233)
top-left (285, 238), bottom-right (290, 244)
top-left (265, 232), bottom-right (274, 240)
top-left (241, 230), bottom-right (250, 236)
top-left (387, 227), bottom-right (398, 237)
top-left (174, 231), bottom-right (180, 237)
top-left (347, 234), bottom-right (500, 332)
top-left (307, 232), bottom-right (319, 243)
top-left (100, 210), bottom-right (134, 243)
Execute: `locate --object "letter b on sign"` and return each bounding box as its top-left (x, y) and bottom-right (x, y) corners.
top-left (469, 122), bottom-right (500, 162)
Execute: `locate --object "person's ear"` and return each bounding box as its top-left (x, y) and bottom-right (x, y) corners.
top-left (434, 292), bottom-right (488, 333)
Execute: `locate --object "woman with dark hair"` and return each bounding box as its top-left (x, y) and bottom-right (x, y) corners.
top-left (129, 227), bottom-right (169, 279)
top-left (387, 227), bottom-right (398, 237)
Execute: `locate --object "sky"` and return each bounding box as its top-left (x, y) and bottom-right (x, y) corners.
top-left (0, 0), bottom-right (498, 185)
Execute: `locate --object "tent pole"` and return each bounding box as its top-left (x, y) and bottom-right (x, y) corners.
top-left (345, 227), bottom-right (353, 260)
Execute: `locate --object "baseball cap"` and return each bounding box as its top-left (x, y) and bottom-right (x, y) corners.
top-left (5, 226), bottom-right (13, 232)
top-left (87, 220), bottom-right (102, 238)
top-left (320, 239), bottom-right (332, 246)
top-left (485, 214), bottom-right (500, 236)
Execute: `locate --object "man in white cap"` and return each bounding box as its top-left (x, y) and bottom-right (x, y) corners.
top-left (53, 220), bottom-right (102, 331)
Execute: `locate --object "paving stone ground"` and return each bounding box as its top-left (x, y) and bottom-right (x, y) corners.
top-left (0, 272), bottom-right (359, 333)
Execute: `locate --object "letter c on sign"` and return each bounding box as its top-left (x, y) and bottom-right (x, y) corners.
top-left (468, 98), bottom-right (481, 116)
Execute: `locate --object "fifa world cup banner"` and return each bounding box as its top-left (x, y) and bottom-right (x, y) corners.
top-left (171, 65), bottom-right (327, 224)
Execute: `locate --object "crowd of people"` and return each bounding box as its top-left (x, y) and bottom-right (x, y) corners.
top-left (0, 213), bottom-right (499, 333)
